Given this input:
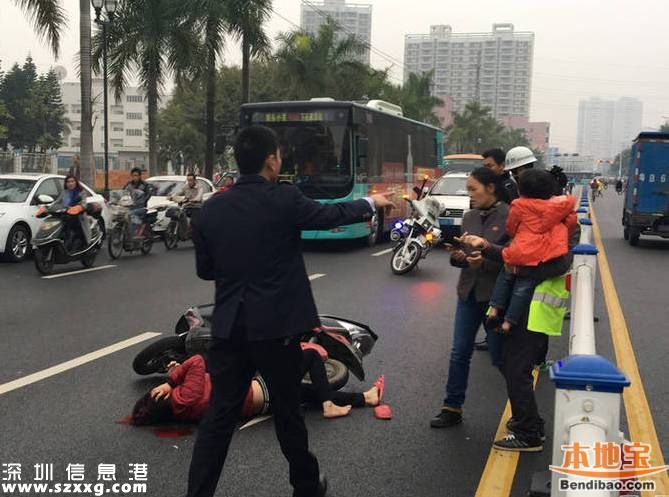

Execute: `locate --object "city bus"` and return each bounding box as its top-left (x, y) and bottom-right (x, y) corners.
top-left (240, 99), bottom-right (445, 245)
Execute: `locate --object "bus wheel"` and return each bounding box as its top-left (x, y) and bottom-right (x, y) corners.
top-left (365, 211), bottom-right (383, 247)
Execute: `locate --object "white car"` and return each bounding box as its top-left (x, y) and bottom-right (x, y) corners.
top-left (0, 174), bottom-right (111, 262)
top-left (426, 172), bottom-right (471, 242)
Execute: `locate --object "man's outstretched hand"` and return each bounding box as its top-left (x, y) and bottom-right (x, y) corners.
top-left (370, 192), bottom-right (396, 214)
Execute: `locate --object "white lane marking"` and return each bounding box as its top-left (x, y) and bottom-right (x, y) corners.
top-left (239, 415), bottom-right (273, 431)
top-left (0, 332), bottom-right (162, 396)
top-left (308, 273), bottom-right (326, 281)
top-left (371, 248), bottom-right (393, 257)
top-left (41, 264), bottom-right (117, 280)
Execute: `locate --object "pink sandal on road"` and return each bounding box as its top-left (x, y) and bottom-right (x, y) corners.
top-left (373, 376), bottom-right (392, 420)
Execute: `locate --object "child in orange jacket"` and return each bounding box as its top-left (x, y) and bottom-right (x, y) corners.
top-left (487, 169), bottom-right (577, 332)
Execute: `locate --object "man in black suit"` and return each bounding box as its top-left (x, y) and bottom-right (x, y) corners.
top-left (186, 125), bottom-right (394, 497)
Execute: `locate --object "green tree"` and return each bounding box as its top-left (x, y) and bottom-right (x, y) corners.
top-left (276, 19), bottom-right (367, 100)
top-left (94, 0), bottom-right (199, 175)
top-left (385, 72), bottom-right (441, 125)
top-left (29, 69), bottom-right (67, 150)
top-left (13, 0), bottom-right (67, 57)
top-left (0, 101), bottom-right (11, 144)
top-left (660, 122), bottom-right (669, 133)
top-left (0, 57), bottom-right (39, 150)
top-left (444, 101), bottom-right (532, 154)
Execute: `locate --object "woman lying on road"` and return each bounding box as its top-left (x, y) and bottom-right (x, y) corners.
top-left (129, 353), bottom-right (384, 426)
top-left (430, 167), bottom-right (510, 429)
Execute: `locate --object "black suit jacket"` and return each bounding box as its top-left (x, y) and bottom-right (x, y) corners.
top-left (193, 175), bottom-right (373, 341)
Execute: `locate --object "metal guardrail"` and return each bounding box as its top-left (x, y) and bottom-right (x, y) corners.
top-left (545, 187), bottom-right (630, 497)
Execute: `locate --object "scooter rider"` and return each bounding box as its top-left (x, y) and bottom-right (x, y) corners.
top-left (55, 175), bottom-right (91, 250)
top-left (123, 167), bottom-right (153, 237)
top-left (171, 172), bottom-right (204, 226)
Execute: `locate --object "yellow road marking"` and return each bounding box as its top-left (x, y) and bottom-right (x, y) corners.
top-left (591, 206), bottom-right (669, 496)
top-left (474, 370), bottom-right (539, 497)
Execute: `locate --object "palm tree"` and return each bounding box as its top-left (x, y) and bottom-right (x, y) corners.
top-left (93, 0), bottom-right (199, 176)
top-left (276, 19), bottom-right (366, 100)
top-left (13, 0), bottom-right (67, 58)
top-left (186, 0), bottom-right (271, 180)
top-left (445, 101), bottom-right (505, 154)
top-left (225, 0), bottom-right (272, 104)
top-left (79, 0), bottom-right (94, 186)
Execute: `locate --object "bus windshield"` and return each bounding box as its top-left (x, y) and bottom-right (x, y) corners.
top-left (248, 109), bottom-right (352, 199)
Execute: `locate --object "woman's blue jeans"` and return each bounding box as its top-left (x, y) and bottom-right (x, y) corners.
top-left (443, 294), bottom-right (506, 409)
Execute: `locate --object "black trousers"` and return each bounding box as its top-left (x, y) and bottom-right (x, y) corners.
top-left (300, 349), bottom-right (365, 408)
top-left (186, 328), bottom-right (320, 497)
top-left (502, 322), bottom-right (548, 438)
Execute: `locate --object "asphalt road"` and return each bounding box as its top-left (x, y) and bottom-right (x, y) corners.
top-left (0, 190), bottom-right (666, 497)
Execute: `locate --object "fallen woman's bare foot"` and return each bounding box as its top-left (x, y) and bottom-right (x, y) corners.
top-left (322, 401), bottom-right (352, 418)
top-left (364, 386), bottom-right (380, 406)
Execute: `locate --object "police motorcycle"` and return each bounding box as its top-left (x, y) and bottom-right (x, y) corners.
top-left (162, 195), bottom-right (199, 250)
top-left (32, 195), bottom-right (104, 275)
top-left (107, 189), bottom-right (164, 258)
top-left (131, 304), bottom-right (378, 399)
top-left (389, 175), bottom-right (442, 275)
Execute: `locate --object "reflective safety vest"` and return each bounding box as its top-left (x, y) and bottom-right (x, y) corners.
top-left (527, 275), bottom-right (570, 336)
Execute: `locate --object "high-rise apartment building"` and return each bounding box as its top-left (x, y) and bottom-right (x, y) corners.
top-left (404, 24), bottom-right (534, 119)
top-left (300, 0), bottom-right (372, 64)
top-left (577, 96), bottom-right (642, 160)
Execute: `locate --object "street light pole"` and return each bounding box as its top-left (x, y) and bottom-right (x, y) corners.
top-left (92, 0), bottom-right (117, 200)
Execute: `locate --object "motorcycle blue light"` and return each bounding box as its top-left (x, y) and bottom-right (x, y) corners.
top-left (394, 221), bottom-right (403, 230)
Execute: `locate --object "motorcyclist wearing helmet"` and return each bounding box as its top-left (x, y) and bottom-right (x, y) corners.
top-left (54, 175), bottom-right (91, 250)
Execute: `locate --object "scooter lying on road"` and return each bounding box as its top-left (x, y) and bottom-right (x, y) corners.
top-left (132, 304), bottom-right (378, 394)
top-left (32, 195), bottom-right (104, 275)
top-left (107, 190), bottom-right (164, 259)
top-left (389, 176), bottom-right (442, 275)
top-left (161, 195), bottom-right (199, 250)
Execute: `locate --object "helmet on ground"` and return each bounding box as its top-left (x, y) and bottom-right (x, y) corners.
top-left (505, 146), bottom-right (537, 171)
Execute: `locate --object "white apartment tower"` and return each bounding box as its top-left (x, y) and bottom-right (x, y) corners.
top-left (404, 24), bottom-right (534, 119)
top-left (577, 97), bottom-right (643, 160)
top-left (300, 0), bottom-right (372, 65)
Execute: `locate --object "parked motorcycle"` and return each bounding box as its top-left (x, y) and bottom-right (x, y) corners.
top-left (162, 195), bottom-right (199, 250)
top-left (107, 190), bottom-right (163, 259)
top-left (32, 195), bottom-right (104, 275)
top-left (132, 304), bottom-right (378, 394)
top-left (389, 176), bottom-right (442, 275)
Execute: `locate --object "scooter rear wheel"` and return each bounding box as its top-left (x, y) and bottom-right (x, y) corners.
top-left (301, 358), bottom-right (350, 392)
top-left (133, 335), bottom-right (187, 375)
top-left (164, 222), bottom-right (178, 250)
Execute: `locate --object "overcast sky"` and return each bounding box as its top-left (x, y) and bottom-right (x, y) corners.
top-left (2, 0), bottom-right (669, 150)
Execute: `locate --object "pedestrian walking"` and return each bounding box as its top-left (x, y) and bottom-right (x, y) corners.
top-left (430, 167), bottom-right (509, 429)
top-left (186, 125), bottom-right (394, 497)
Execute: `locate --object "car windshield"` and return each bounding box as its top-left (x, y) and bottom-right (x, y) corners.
top-left (0, 179), bottom-right (36, 203)
top-left (444, 159), bottom-right (481, 173)
top-left (430, 177), bottom-right (469, 196)
top-left (147, 180), bottom-right (181, 196)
